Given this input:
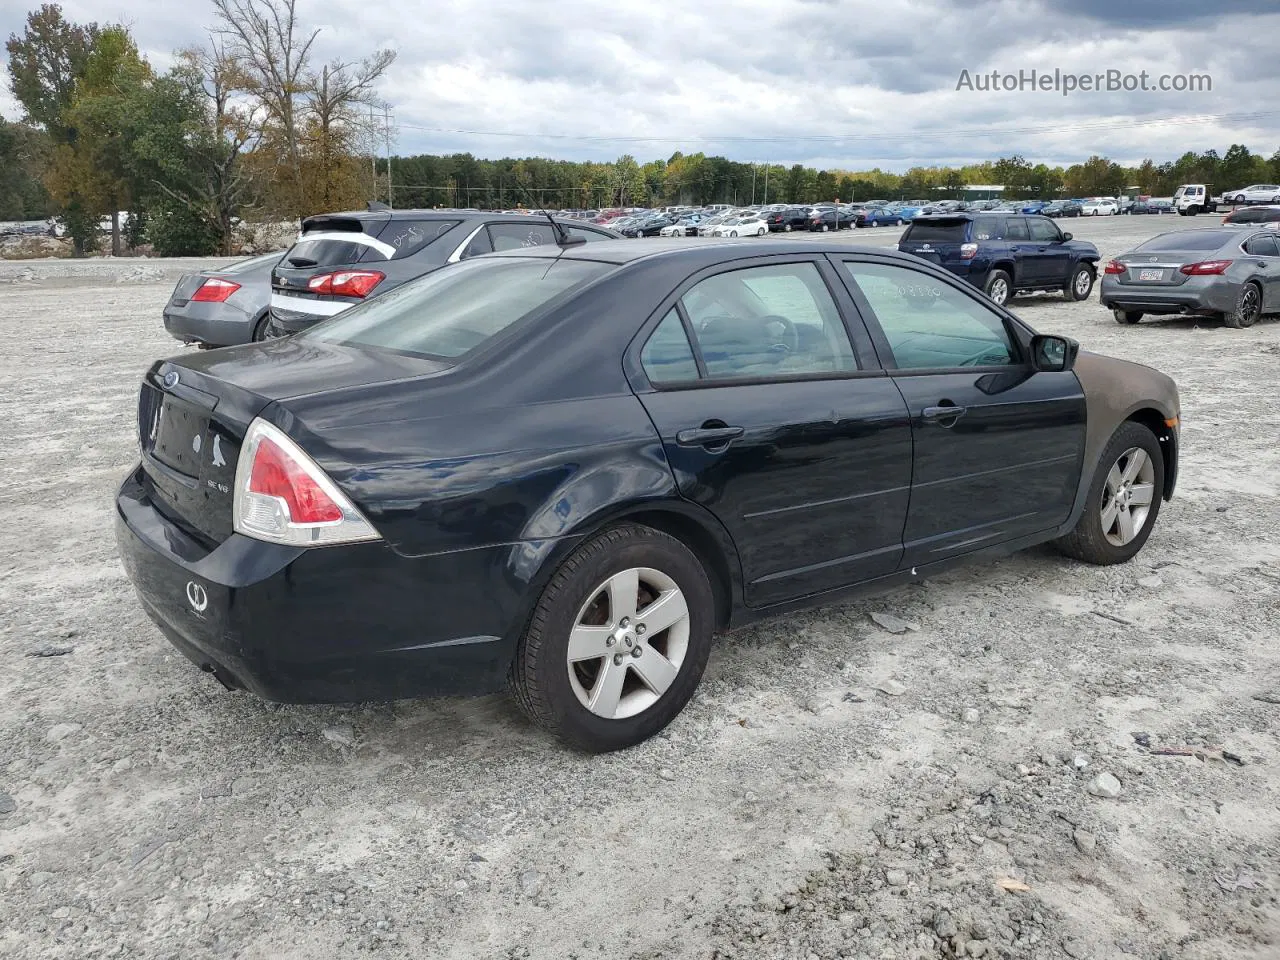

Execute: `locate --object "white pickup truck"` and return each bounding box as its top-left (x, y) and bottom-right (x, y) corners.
top-left (1172, 184), bottom-right (1218, 216)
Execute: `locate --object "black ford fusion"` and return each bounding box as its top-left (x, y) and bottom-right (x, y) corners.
top-left (116, 238), bottom-right (1180, 752)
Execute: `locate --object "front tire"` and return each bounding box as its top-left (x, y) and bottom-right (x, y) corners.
top-left (1053, 422), bottom-right (1164, 565)
top-left (729, 230), bottom-right (738, 238)
top-left (509, 524), bottom-right (715, 752)
top-left (984, 269), bottom-right (1012, 307)
top-left (1065, 263), bottom-right (1094, 301)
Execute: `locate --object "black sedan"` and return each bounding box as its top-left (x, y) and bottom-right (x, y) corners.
top-left (765, 207), bottom-right (812, 232)
top-left (116, 239), bottom-right (1180, 752)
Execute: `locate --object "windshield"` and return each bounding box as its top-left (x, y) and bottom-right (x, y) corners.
top-left (1135, 230), bottom-right (1235, 252)
top-left (302, 257), bottom-right (612, 359)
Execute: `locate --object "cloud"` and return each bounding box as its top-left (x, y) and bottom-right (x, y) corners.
top-left (2, 0), bottom-right (1278, 169)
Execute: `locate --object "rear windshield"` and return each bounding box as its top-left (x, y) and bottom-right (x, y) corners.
top-left (301, 257), bottom-right (611, 359)
top-left (284, 237), bottom-right (377, 268)
top-left (902, 219), bottom-right (969, 243)
top-left (1136, 231), bottom-right (1236, 252)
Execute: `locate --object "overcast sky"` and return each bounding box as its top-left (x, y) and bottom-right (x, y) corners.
top-left (3, 0), bottom-right (1279, 170)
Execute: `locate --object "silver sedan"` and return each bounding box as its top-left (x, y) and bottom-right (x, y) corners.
top-left (1100, 227), bottom-right (1280, 328)
top-left (162, 252), bottom-right (282, 347)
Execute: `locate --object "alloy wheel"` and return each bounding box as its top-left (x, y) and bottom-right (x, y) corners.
top-left (1100, 447), bottom-right (1156, 547)
top-left (566, 567), bottom-right (690, 720)
top-left (988, 277), bottom-right (1009, 305)
top-left (1074, 269), bottom-right (1092, 297)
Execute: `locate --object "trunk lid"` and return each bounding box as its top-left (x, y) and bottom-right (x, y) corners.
top-left (137, 338), bottom-right (449, 545)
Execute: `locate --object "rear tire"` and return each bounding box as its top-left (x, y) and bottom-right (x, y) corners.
top-left (1053, 422), bottom-right (1164, 566)
top-left (251, 314), bottom-right (270, 342)
top-left (1113, 309), bottom-right (1143, 325)
top-left (984, 269), bottom-right (1012, 307)
top-left (1224, 282), bottom-right (1262, 329)
top-left (509, 524), bottom-right (715, 752)
top-left (1065, 263), bottom-right (1095, 301)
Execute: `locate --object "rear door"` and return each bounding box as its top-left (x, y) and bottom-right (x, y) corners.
top-left (1003, 217), bottom-right (1036, 286)
top-left (631, 257), bottom-right (913, 607)
top-left (834, 255), bottom-right (1085, 568)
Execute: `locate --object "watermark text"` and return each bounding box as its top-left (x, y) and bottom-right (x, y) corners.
top-left (956, 68), bottom-right (1211, 96)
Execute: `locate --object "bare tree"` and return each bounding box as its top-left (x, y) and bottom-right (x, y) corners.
top-left (177, 41), bottom-right (260, 252)
top-left (305, 49), bottom-right (395, 209)
top-left (211, 0), bottom-right (317, 213)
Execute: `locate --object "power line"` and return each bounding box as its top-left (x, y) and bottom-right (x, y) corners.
top-left (393, 110), bottom-right (1280, 146)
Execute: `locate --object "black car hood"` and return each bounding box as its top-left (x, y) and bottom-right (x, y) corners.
top-left (170, 336), bottom-right (451, 403)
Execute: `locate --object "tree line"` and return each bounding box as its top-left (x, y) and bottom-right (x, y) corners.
top-left (5, 2), bottom-right (1280, 256)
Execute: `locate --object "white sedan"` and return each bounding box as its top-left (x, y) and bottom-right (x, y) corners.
top-left (711, 216), bottom-right (768, 237)
top-left (659, 222), bottom-right (688, 237)
top-left (1081, 199), bottom-right (1118, 216)
top-left (1223, 184), bottom-right (1280, 205)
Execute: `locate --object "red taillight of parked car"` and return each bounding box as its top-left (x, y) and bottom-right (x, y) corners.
top-left (1104, 260), bottom-right (1127, 275)
top-left (1179, 259), bottom-right (1232, 276)
top-left (248, 435), bottom-right (343, 524)
top-left (307, 270), bottom-right (386, 298)
top-left (190, 278), bottom-right (242, 302)
top-left (959, 243), bottom-right (978, 260)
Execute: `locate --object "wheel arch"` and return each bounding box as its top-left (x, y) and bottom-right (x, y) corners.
top-left (1123, 407), bottom-right (1178, 501)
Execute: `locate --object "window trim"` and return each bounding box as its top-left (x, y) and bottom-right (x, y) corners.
top-left (829, 252), bottom-right (1032, 373)
top-left (1242, 233), bottom-right (1280, 257)
top-left (623, 254), bottom-right (885, 394)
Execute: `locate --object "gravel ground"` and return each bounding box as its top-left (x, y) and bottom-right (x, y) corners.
top-left (1, 216), bottom-right (1278, 960)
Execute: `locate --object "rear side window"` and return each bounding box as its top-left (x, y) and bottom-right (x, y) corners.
top-left (566, 225), bottom-right (614, 242)
top-left (1004, 218), bottom-right (1030, 241)
top-left (1244, 235), bottom-right (1280, 256)
top-left (640, 309), bottom-right (699, 383)
top-left (678, 262), bottom-right (858, 381)
top-left (489, 222), bottom-right (557, 251)
top-left (902, 219), bottom-right (969, 244)
top-left (383, 220), bottom-right (460, 259)
top-left (303, 258), bottom-right (610, 359)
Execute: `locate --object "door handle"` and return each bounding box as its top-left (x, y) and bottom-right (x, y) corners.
top-left (922, 404), bottom-right (967, 424)
top-left (676, 424), bottom-right (745, 447)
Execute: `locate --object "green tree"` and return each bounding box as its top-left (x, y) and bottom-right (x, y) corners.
top-left (0, 119), bottom-right (55, 220)
top-left (5, 4), bottom-right (99, 139)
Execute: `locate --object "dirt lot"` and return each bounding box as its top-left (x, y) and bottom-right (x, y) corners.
top-left (1, 216), bottom-right (1278, 960)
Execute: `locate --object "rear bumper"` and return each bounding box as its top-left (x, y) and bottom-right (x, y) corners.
top-left (1099, 276), bottom-right (1236, 314)
top-left (163, 302), bottom-right (256, 346)
top-left (115, 467), bottom-right (524, 702)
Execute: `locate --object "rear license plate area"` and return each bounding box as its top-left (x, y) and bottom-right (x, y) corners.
top-left (1137, 269), bottom-right (1167, 282)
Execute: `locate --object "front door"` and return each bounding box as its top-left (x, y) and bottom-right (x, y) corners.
top-left (834, 256), bottom-right (1086, 568)
top-left (632, 258), bottom-right (913, 607)
top-left (1025, 216), bottom-right (1073, 286)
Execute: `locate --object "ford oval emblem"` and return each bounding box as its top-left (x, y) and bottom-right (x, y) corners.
top-left (162, 371), bottom-right (180, 389)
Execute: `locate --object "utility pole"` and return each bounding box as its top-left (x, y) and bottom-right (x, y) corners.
top-left (383, 107), bottom-right (394, 208)
top-left (369, 106), bottom-right (378, 203)
top-left (751, 164), bottom-right (757, 204)
top-left (763, 162), bottom-right (769, 204)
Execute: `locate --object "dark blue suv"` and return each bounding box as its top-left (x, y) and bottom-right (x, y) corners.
top-left (898, 213), bottom-right (1100, 306)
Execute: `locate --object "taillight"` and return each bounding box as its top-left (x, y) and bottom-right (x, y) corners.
top-left (1179, 259), bottom-right (1232, 276)
top-left (306, 270), bottom-right (385, 298)
top-left (959, 243), bottom-right (978, 259)
top-left (233, 419), bottom-right (380, 546)
top-left (1104, 260), bottom-right (1127, 275)
top-left (190, 278), bottom-right (241, 302)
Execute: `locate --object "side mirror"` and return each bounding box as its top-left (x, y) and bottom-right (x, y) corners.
top-left (1061, 231), bottom-right (1073, 241)
top-left (1031, 334), bottom-right (1079, 372)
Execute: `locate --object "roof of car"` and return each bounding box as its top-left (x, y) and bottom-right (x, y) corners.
top-left (304, 209), bottom-right (594, 223)
top-left (484, 236), bottom-right (931, 267)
